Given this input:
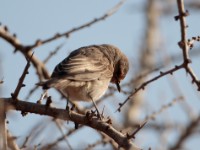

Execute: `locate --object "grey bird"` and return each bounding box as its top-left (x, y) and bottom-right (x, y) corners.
top-left (38, 44), bottom-right (129, 117)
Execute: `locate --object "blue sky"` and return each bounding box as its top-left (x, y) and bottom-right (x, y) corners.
top-left (1, 0), bottom-right (200, 149)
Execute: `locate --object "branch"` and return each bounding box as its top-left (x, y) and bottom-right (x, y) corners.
top-left (0, 26), bottom-right (50, 80)
top-left (11, 54), bottom-right (32, 100)
top-left (40, 126), bottom-right (82, 150)
top-left (170, 115), bottom-right (200, 150)
top-left (7, 131), bottom-right (20, 150)
top-left (127, 121), bottom-right (147, 140)
top-left (176, 0), bottom-right (200, 91)
top-left (0, 100), bottom-right (7, 150)
top-left (145, 96), bottom-right (184, 122)
top-left (117, 0), bottom-right (200, 111)
top-left (0, 97), bottom-right (140, 150)
top-left (117, 64), bottom-right (184, 111)
top-left (0, 26), bottom-right (25, 51)
top-left (24, 0), bottom-right (126, 50)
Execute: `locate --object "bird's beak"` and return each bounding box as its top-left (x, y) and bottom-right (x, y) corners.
top-left (116, 81), bottom-right (121, 92)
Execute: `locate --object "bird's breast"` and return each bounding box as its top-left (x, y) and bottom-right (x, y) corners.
top-left (60, 79), bottom-right (110, 102)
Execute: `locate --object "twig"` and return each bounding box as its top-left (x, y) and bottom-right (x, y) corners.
top-left (20, 136), bottom-right (29, 149)
top-left (85, 140), bottom-right (104, 150)
top-left (187, 36), bottom-right (200, 49)
top-left (25, 85), bottom-right (39, 100)
top-left (176, 0), bottom-right (200, 91)
top-left (43, 43), bottom-right (65, 64)
top-left (117, 0), bottom-right (200, 111)
top-left (0, 100), bottom-right (7, 150)
top-left (7, 131), bottom-right (20, 150)
top-left (145, 96), bottom-right (184, 122)
top-left (170, 115), bottom-right (200, 150)
top-left (24, 0), bottom-right (127, 51)
top-left (117, 64), bottom-right (184, 112)
top-left (54, 120), bottom-right (73, 150)
top-left (127, 121), bottom-right (147, 139)
top-left (40, 126), bottom-right (82, 150)
top-left (0, 80), bottom-right (3, 84)
top-left (24, 43), bottom-right (65, 100)
top-left (11, 53), bottom-right (33, 100)
top-left (0, 97), bottom-right (140, 150)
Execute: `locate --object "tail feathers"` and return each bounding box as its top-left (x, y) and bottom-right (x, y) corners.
top-left (36, 79), bottom-right (58, 89)
top-left (36, 81), bottom-right (50, 89)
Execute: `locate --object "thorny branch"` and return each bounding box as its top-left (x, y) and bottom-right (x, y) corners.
top-left (127, 121), bottom-right (147, 140)
top-left (0, 0), bottom-right (125, 81)
top-left (22, 0), bottom-right (126, 52)
top-left (117, 0), bottom-right (200, 111)
top-left (170, 115), bottom-right (200, 150)
top-left (176, 0), bottom-right (200, 91)
top-left (0, 98), bottom-right (140, 150)
top-left (11, 53), bottom-right (33, 100)
top-left (145, 96), bottom-right (184, 122)
top-left (40, 127), bottom-right (82, 150)
top-left (117, 64), bottom-right (184, 111)
top-left (0, 26), bottom-right (50, 80)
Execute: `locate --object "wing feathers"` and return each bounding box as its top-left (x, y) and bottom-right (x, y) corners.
top-left (51, 50), bottom-right (113, 81)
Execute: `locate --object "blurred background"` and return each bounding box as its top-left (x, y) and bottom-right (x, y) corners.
top-left (0, 0), bottom-right (200, 149)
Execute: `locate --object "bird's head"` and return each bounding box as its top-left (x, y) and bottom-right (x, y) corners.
top-left (111, 52), bottom-right (129, 92)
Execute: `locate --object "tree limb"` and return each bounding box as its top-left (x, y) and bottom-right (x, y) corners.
top-left (0, 97), bottom-right (140, 150)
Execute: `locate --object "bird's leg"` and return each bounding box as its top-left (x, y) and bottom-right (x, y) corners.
top-left (37, 90), bottom-right (48, 104)
top-left (66, 98), bottom-right (70, 110)
top-left (90, 97), bottom-right (102, 120)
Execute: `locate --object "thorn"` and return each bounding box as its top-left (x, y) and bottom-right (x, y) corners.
top-left (74, 122), bottom-right (79, 129)
top-left (21, 111), bottom-right (28, 117)
top-left (185, 10), bottom-right (189, 16)
top-left (126, 133), bottom-right (131, 139)
top-left (185, 59), bottom-right (192, 64)
top-left (55, 33), bottom-right (61, 38)
top-left (65, 33), bottom-right (70, 38)
top-left (192, 37), bottom-right (196, 40)
top-left (174, 15), bottom-right (179, 21)
top-left (14, 49), bottom-right (18, 53)
top-left (4, 26), bottom-right (8, 32)
top-left (86, 111), bottom-right (93, 121)
top-left (71, 103), bottom-right (76, 111)
top-left (106, 117), bottom-right (112, 125)
top-left (101, 105), bottom-right (105, 118)
top-left (13, 33), bottom-right (17, 38)
top-left (175, 65), bottom-right (179, 69)
top-left (35, 39), bottom-right (42, 46)
top-left (45, 96), bottom-right (52, 107)
top-left (10, 93), bottom-right (15, 99)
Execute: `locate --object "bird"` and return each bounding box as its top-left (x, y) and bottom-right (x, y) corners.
top-left (37, 44), bottom-right (129, 118)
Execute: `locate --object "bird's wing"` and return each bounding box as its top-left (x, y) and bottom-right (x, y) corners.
top-left (51, 49), bottom-right (113, 81)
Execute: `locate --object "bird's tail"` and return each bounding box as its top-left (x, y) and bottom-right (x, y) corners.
top-left (36, 81), bottom-right (50, 89)
top-left (36, 79), bottom-right (59, 89)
